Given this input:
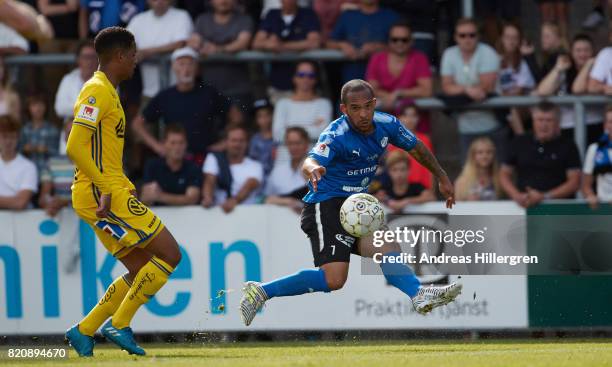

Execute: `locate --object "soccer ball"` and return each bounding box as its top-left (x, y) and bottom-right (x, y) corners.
top-left (339, 193), bottom-right (385, 237)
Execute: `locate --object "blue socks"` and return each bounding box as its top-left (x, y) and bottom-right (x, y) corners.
top-left (379, 252), bottom-right (421, 298)
top-left (261, 269), bottom-right (330, 299)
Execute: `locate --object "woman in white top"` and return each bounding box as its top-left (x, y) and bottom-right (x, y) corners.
top-left (496, 23), bottom-right (536, 135)
top-left (272, 60), bottom-right (332, 144)
top-left (582, 107), bottom-right (612, 209)
top-left (0, 57), bottom-right (21, 121)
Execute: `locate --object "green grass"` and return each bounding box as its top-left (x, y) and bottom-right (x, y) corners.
top-left (1, 339), bottom-right (611, 367)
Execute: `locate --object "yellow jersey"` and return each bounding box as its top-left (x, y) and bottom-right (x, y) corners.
top-left (71, 71), bottom-right (133, 203)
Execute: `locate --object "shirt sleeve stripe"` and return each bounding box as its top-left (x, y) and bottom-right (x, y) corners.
top-left (73, 121), bottom-right (97, 131)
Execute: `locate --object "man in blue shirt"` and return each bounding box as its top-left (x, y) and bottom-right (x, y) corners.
top-left (252, 0), bottom-right (321, 92)
top-left (327, 0), bottom-right (399, 82)
top-left (239, 80), bottom-right (461, 326)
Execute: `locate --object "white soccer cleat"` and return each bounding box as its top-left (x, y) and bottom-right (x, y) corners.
top-left (239, 281), bottom-right (268, 326)
top-left (412, 281), bottom-right (463, 315)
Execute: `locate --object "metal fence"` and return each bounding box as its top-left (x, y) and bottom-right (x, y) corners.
top-left (6, 51), bottom-right (612, 154)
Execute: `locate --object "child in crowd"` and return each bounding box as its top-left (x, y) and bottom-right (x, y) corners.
top-left (386, 102), bottom-right (433, 189)
top-left (20, 93), bottom-right (59, 173)
top-left (373, 150), bottom-right (435, 213)
top-left (454, 137), bottom-right (502, 201)
top-left (248, 98), bottom-right (277, 178)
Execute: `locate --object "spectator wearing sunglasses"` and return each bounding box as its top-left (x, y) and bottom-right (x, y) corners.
top-left (366, 20), bottom-right (432, 113)
top-left (441, 18), bottom-right (502, 162)
top-left (272, 61), bottom-right (332, 146)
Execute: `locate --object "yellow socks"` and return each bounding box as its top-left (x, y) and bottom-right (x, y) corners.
top-left (111, 256), bottom-right (174, 329)
top-left (78, 274), bottom-right (132, 336)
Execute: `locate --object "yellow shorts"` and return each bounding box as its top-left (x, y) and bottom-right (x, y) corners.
top-left (73, 185), bottom-right (164, 258)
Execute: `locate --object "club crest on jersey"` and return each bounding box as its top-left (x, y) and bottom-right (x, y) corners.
top-left (127, 197), bottom-right (148, 216)
top-left (380, 137), bottom-right (388, 148)
top-left (361, 177), bottom-right (369, 187)
top-left (76, 104), bottom-right (99, 123)
top-left (95, 221), bottom-right (127, 241)
top-left (315, 142), bottom-right (330, 158)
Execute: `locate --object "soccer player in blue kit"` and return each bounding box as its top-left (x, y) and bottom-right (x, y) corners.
top-left (240, 80), bottom-right (462, 326)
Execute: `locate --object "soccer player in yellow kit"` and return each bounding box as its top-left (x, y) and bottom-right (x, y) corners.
top-left (64, 27), bottom-right (182, 357)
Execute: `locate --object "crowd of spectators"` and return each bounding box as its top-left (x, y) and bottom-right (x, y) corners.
top-left (2, 0), bottom-right (612, 215)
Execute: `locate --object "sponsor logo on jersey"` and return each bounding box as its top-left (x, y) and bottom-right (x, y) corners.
top-left (346, 165), bottom-right (377, 175)
top-left (366, 154), bottom-right (379, 162)
top-left (88, 96), bottom-right (96, 104)
top-left (314, 142), bottom-right (330, 158)
top-left (352, 149), bottom-right (360, 157)
top-left (380, 137), bottom-right (388, 148)
top-left (76, 104), bottom-right (99, 123)
top-left (335, 234), bottom-right (355, 247)
top-left (342, 185), bottom-right (366, 192)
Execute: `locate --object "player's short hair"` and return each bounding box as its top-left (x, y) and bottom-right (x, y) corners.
top-left (163, 123), bottom-right (187, 140)
top-left (0, 115), bottom-right (21, 134)
top-left (76, 39), bottom-right (95, 57)
top-left (532, 101), bottom-right (560, 120)
top-left (455, 18), bottom-right (478, 31)
top-left (340, 79), bottom-right (374, 105)
top-left (94, 27), bottom-right (135, 59)
top-left (285, 126), bottom-right (309, 142)
top-left (385, 150), bottom-right (410, 169)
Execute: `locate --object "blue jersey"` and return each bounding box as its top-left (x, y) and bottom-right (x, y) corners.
top-left (303, 111), bottom-right (419, 203)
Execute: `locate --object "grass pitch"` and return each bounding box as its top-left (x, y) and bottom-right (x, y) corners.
top-left (1, 339), bottom-right (611, 367)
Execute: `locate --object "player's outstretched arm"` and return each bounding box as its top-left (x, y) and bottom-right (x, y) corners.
top-left (301, 157), bottom-right (326, 192)
top-left (408, 141), bottom-right (455, 208)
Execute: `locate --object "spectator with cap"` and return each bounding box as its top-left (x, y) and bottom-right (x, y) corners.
top-left (248, 98), bottom-right (276, 178)
top-left (264, 126), bottom-right (309, 213)
top-left (0, 115), bottom-right (38, 210)
top-left (500, 102), bottom-right (581, 208)
top-left (365, 20), bottom-right (433, 112)
top-left (127, 0), bottom-right (193, 102)
top-left (327, 0), bottom-right (398, 82)
top-left (202, 124), bottom-right (264, 213)
top-left (140, 123), bottom-right (202, 206)
top-left (132, 47), bottom-right (232, 166)
top-left (188, 0), bottom-right (254, 111)
top-left (252, 0), bottom-right (321, 100)
top-left (54, 40), bottom-right (97, 120)
top-left (440, 18), bottom-right (502, 161)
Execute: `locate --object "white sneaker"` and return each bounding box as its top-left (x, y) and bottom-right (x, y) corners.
top-left (412, 282), bottom-right (463, 315)
top-left (239, 281), bottom-right (268, 326)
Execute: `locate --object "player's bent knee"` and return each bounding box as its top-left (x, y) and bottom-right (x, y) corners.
top-left (326, 277), bottom-right (346, 291)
